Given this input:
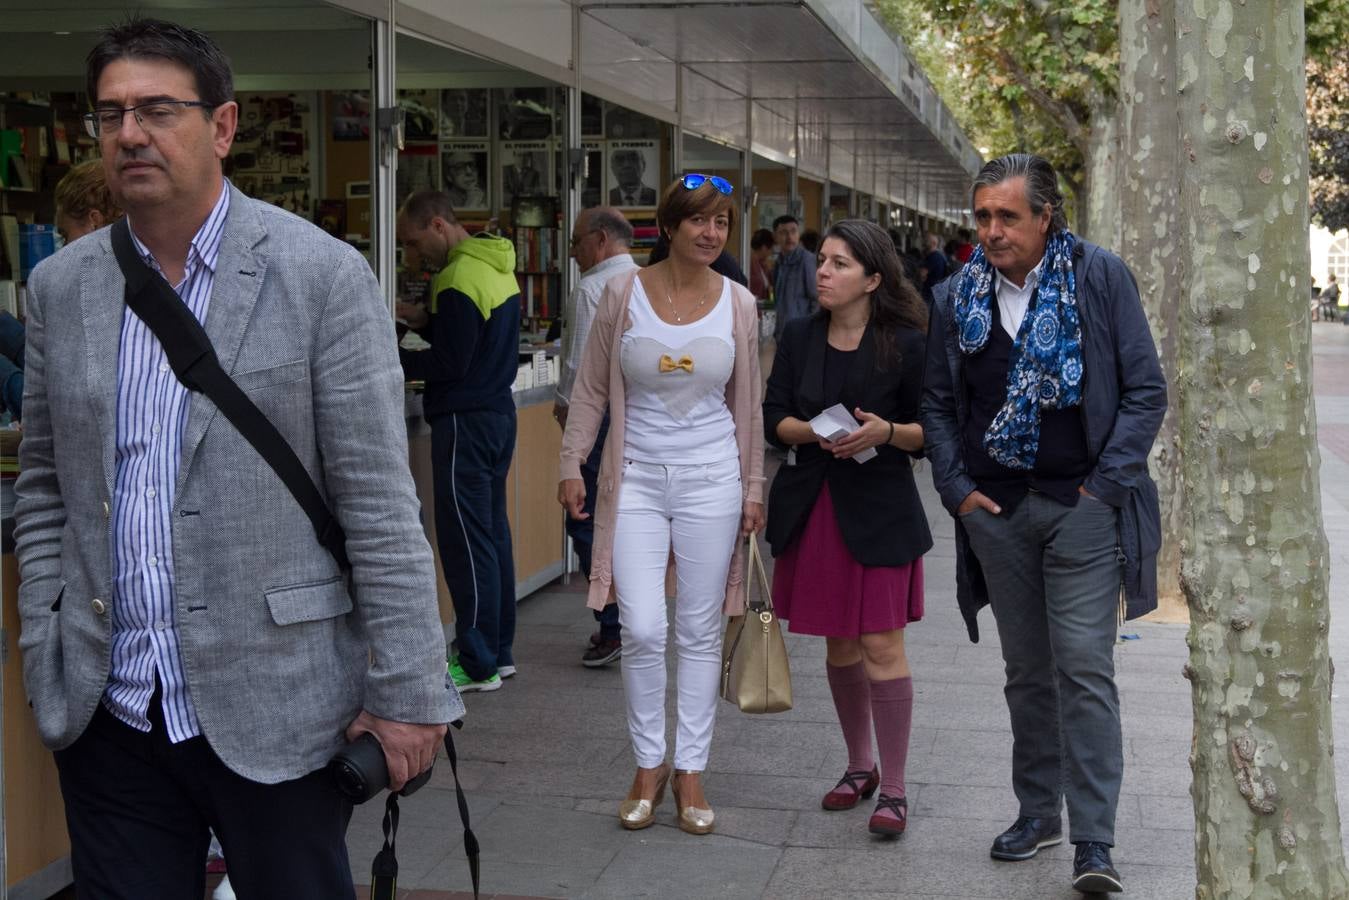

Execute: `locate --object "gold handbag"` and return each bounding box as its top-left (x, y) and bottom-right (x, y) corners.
top-left (720, 536), bottom-right (793, 714)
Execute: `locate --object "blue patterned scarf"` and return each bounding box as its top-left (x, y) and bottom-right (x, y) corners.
top-left (952, 230), bottom-right (1083, 471)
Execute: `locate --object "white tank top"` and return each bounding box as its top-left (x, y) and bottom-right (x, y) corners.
top-left (620, 275), bottom-right (738, 464)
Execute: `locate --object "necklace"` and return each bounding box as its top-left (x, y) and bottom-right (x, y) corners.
top-left (665, 270), bottom-right (713, 324)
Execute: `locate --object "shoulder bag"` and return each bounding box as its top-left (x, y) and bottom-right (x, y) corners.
top-left (720, 535), bottom-right (793, 714)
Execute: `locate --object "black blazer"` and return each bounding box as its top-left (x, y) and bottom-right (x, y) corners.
top-left (763, 314), bottom-right (933, 567)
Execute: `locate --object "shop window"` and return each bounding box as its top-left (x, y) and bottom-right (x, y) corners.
top-left (1329, 233), bottom-right (1349, 285)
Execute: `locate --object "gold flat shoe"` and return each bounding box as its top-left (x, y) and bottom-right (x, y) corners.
top-left (671, 769), bottom-right (715, 835)
top-left (619, 763), bottom-right (671, 830)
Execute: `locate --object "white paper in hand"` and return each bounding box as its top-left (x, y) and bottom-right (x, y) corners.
top-left (808, 403), bottom-right (877, 463)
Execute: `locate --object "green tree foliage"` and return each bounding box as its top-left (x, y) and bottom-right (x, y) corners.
top-left (880, 0), bottom-right (1349, 229)
top-left (1308, 51), bottom-right (1349, 232)
top-left (876, 0), bottom-right (1117, 213)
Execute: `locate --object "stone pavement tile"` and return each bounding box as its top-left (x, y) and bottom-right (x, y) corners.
top-left (762, 844), bottom-right (1098, 899)
top-left (418, 856), bottom-right (591, 899)
top-left (1121, 761), bottom-right (1194, 798)
top-left (571, 799), bottom-right (799, 846)
top-left (902, 782), bottom-right (1015, 824)
top-left (701, 770), bottom-right (848, 811)
top-left (582, 831), bottom-right (781, 899)
top-left (909, 728), bottom-right (1016, 790)
top-left (1129, 734), bottom-right (1191, 765)
top-left (1127, 793), bottom-right (1192, 836)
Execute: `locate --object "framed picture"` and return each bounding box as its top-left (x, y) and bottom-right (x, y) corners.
top-left (499, 141), bottom-right (551, 211)
top-left (330, 91), bottom-right (371, 141)
top-left (581, 93), bottom-right (604, 138)
top-left (581, 141), bottom-right (604, 209)
top-left (398, 89), bottom-right (440, 142)
top-left (605, 105), bottom-right (662, 140)
top-left (606, 140), bottom-right (660, 208)
top-left (440, 88), bottom-right (489, 139)
top-left (441, 142), bottom-right (490, 211)
top-left (397, 144), bottom-right (440, 203)
top-left (497, 87), bottom-right (554, 140)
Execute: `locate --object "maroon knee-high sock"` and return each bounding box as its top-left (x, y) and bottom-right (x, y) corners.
top-left (870, 675), bottom-right (914, 802)
top-left (826, 661), bottom-right (874, 772)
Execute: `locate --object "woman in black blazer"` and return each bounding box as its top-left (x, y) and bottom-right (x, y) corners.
top-left (763, 219), bottom-right (932, 838)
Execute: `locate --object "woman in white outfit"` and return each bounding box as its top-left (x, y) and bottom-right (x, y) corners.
top-left (559, 174), bottom-right (765, 834)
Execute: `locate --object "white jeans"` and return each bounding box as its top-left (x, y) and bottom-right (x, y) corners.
top-left (612, 457), bottom-right (743, 770)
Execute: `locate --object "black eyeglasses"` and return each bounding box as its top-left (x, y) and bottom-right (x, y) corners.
top-left (84, 100), bottom-right (216, 138)
top-left (680, 173), bottom-right (733, 195)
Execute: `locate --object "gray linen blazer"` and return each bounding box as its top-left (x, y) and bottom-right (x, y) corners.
top-left (14, 185), bottom-right (463, 783)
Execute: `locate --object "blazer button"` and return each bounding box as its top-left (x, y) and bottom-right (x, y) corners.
top-left (91, 598), bottom-right (107, 615)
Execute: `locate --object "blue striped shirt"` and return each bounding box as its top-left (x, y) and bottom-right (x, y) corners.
top-left (105, 184), bottom-right (230, 742)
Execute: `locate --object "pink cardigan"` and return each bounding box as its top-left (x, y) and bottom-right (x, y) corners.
top-left (559, 269), bottom-right (766, 614)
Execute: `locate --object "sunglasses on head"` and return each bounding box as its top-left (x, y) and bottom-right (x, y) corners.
top-left (680, 173), bottom-right (733, 195)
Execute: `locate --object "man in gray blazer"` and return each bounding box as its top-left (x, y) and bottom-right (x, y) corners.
top-left (14, 18), bottom-right (460, 898)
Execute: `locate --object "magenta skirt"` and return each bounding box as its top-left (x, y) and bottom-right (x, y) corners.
top-left (771, 484), bottom-right (924, 638)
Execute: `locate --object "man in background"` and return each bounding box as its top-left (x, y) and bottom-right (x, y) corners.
top-left (554, 207), bottom-right (638, 667)
top-left (772, 214), bottom-right (817, 341)
top-left (921, 231), bottom-right (949, 293)
top-left (398, 190), bottom-right (521, 693)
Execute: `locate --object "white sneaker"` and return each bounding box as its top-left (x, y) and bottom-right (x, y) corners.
top-left (213, 875), bottom-right (237, 900)
top-left (499, 664), bottom-right (517, 678)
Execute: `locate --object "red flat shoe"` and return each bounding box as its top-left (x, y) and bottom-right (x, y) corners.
top-left (821, 766), bottom-right (880, 811)
top-left (868, 794), bottom-right (908, 837)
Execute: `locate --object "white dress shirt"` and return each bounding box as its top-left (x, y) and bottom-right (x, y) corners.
top-left (556, 253), bottom-right (639, 406)
top-left (106, 184), bottom-right (230, 742)
top-left (995, 255), bottom-right (1046, 338)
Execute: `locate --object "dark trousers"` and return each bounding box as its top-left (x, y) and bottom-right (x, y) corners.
top-left (431, 409), bottom-right (518, 681)
top-left (960, 492), bottom-right (1124, 845)
top-left (54, 699), bottom-right (354, 900)
top-left (566, 417), bottom-right (620, 641)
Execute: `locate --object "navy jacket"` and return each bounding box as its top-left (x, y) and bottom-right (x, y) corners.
top-left (920, 239), bottom-right (1167, 642)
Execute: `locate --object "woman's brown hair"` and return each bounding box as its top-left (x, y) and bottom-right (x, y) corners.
top-left (822, 219), bottom-right (928, 365)
top-left (655, 176), bottom-right (736, 242)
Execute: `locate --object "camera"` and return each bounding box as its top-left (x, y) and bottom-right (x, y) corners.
top-left (328, 733), bottom-right (434, 804)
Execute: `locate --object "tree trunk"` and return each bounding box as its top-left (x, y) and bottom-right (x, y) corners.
top-left (1177, 2), bottom-right (1349, 896)
top-left (1119, 0), bottom-right (1184, 620)
top-left (1083, 104), bottom-right (1122, 250)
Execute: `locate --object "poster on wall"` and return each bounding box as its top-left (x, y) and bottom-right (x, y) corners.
top-left (397, 144), bottom-right (439, 203)
top-left (497, 87), bottom-right (554, 140)
top-left (228, 91), bottom-right (315, 215)
top-left (605, 105), bottom-right (662, 140)
top-left (330, 91), bottom-right (370, 141)
top-left (581, 94), bottom-right (604, 138)
top-left (441, 142), bottom-right (490, 211)
top-left (581, 140), bottom-right (604, 208)
top-left (607, 140), bottom-right (659, 208)
top-left (500, 141), bottom-right (551, 211)
top-left (440, 89), bottom-right (488, 139)
top-left (398, 89), bottom-right (440, 142)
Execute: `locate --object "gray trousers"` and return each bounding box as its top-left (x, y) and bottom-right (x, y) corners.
top-left (961, 491), bottom-right (1123, 845)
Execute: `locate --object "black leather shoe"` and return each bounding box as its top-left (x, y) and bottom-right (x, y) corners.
top-left (1072, 842), bottom-right (1122, 893)
top-left (989, 815), bottom-right (1063, 860)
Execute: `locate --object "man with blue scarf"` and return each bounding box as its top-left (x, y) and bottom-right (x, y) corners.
top-left (921, 154), bottom-right (1165, 895)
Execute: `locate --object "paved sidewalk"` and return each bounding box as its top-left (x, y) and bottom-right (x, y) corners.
top-left (344, 323), bottom-right (1349, 899)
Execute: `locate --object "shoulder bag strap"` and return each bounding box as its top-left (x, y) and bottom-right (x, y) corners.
top-left (108, 218), bottom-right (350, 571)
top-left (746, 534), bottom-right (772, 613)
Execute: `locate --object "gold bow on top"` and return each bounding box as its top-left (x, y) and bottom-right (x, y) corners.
top-left (659, 354), bottom-right (695, 374)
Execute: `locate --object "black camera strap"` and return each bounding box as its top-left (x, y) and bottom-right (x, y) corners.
top-left (370, 725), bottom-right (479, 900)
top-left (109, 217), bottom-right (350, 571)
top-left (110, 218), bottom-right (481, 896)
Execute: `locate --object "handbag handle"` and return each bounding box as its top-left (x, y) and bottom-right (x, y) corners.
top-left (745, 536), bottom-right (773, 614)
